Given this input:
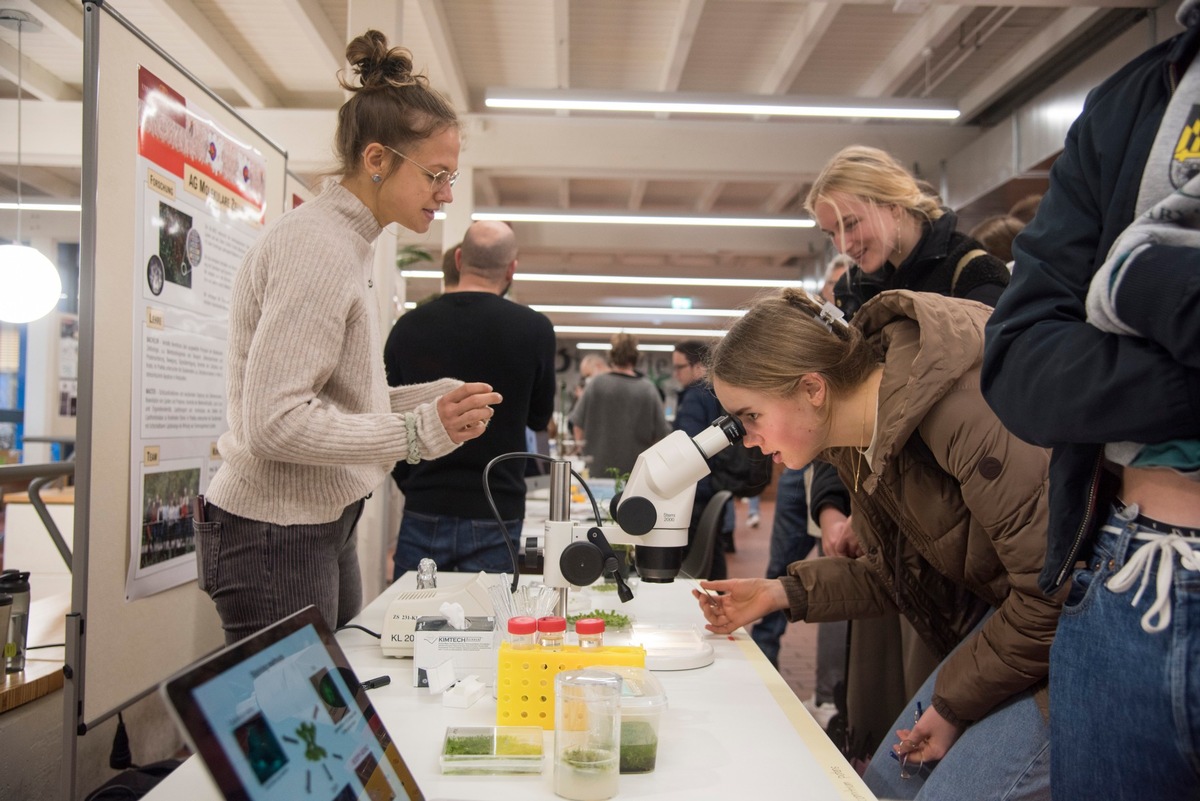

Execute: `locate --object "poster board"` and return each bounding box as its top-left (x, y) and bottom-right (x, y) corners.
top-left (74, 1), bottom-right (287, 727)
top-left (285, 169), bottom-right (316, 209)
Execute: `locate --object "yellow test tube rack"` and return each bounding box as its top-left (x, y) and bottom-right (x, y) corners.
top-left (495, 641), bottom-right (646, 729)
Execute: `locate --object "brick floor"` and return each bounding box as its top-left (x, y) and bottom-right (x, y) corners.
top-left (724, 497), bottom-right (818, 705)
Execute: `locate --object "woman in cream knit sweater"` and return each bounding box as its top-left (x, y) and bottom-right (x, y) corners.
top-left (198, 31), bottom-right (499, 644)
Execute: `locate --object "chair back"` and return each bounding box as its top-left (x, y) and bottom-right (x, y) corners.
top-left (679, 490), bottom-right (734, 581)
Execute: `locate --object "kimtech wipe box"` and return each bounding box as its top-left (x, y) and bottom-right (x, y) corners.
top-left (413, 615), bottom-right (496, 688)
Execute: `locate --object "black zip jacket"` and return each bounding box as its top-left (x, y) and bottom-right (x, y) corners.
top-left (811, 211), bottom-right (1010, 523)
top-left (981, 21), bottom-right (1200, 594)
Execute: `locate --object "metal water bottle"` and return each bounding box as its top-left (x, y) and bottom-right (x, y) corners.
top-left (0, 570), bottom-right (31, 673)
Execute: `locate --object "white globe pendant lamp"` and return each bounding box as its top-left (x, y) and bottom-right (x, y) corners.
top-left (0, 9), bottom-right (62, 325)
top-left (0, 243), bottom-right (60, 323)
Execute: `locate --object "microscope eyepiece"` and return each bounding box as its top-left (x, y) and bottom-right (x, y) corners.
top-left (714, 414), bottom-right (746, 444)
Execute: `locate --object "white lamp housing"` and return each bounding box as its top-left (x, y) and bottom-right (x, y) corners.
top-left (0, 244), bottom-right (62, 323)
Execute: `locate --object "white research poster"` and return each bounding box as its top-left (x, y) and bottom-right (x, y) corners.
top-left (126, 67), bottom-right (267, 600)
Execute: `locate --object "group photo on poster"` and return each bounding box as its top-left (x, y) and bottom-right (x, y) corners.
top-left (138, 463), bottom-right (201, 569)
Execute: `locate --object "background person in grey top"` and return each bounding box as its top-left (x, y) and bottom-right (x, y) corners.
top-left (570, 333), bottom-right (670, 478)
top-left (199, 31), bottom-right (499, 645)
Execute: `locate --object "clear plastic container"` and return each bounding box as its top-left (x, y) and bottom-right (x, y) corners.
top-left (439, 726), bottom-right (544, 775)
top-left (555, 669), bottom-right (621, 800)
top-left (415, 557), bottom-right (438, 589)
top-left (575, 618), bottom-right (605, 648)
top-left (507, 616), bottom-right (537, 649)
top-left (537, 615), bottom-right (566, 649)
top-left (606, 666), bottom-right (668, 774)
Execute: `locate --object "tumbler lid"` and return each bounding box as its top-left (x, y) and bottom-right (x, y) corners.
top-left (0, 570), bottom-right (29, 592)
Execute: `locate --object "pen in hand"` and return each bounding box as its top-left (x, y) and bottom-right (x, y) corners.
top-left (360, 675), bottom-right (391, 691)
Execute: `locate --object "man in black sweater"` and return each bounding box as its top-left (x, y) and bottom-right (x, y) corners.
top-left (385, 221), bottom-right (556, 578)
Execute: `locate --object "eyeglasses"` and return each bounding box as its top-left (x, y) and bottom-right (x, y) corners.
top-left (671, 363), bottom-right (691, 373)
top-left (383, 145), bottom-right (458, 191)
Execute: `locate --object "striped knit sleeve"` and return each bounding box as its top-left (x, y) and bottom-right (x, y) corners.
top-left (388, 377), bottom-right (462, 413)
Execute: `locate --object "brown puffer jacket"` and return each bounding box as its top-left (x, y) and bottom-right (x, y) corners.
top-left (779, 290), bottom-right (1064, 728)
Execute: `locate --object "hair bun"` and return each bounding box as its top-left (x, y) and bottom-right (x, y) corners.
top-left (341, 30), bottom-right (422, 91)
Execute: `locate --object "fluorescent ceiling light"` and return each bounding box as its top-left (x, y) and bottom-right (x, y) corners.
top-left (398, 302), bottom-right (728, 338)
top-left (401, 301), bottom-right (744, 319)
top-left (485, 88), bottom-right (959, 121)
top-left (473, 210), bottom-right (812, 228)
top-left (555, 325), bottom-right (727, 338)
top-left (0, 202), bottom-right (81, 212)
top-left (400, 269), bottom-right (821, 292)
top-left (530, 304), bottom-right (744, 318)
top-left (577, 342), bottom-right (677, 352)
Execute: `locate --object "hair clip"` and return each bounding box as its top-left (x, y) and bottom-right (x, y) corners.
top-left (819, 301), bottom-right (848, 330)
top-left (785, 290), bottom-right (850, 334)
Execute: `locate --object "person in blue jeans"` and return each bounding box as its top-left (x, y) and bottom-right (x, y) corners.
top-left (386, 221), bottom-right (556, 578)
top-left (749, 468), bottom-right (815, 664)
top-left (750, 466), bottom-right (847, 728)
top-left (672, 340), bottom-right (733, 579)
top-left (982, 4), bottom-right (1200, 797)
top-left (696, 288), bottom-right (1061, 801)
top-left (745, 495), bottom-right (761, 528)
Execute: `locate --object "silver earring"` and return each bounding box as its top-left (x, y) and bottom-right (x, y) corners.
top-left (372, 174), bottom-right (382, 183)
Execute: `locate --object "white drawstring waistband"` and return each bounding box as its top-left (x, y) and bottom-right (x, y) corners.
top-left (1102, 524), bottom-right (1200, 633)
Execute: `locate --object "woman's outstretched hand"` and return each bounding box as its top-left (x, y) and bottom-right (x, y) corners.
top-left (438, 382), bottom-right (502, 444)
top-left (691, 578), bottom-right (789, 634)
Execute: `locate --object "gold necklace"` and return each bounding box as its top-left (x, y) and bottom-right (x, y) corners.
top-left (853, 403), bottom-right (868, 493)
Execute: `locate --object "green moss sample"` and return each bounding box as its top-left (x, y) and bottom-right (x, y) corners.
top-left (562, 747), bottom-right (615, 769)
top-left (443, 735), bottom-right (493, 756)
top-left (566, 610), bottom-right (631, 629)
top-left (620, 719), bottom-right (658, 773)
top-left (495, 735), bottom-right (542, 756)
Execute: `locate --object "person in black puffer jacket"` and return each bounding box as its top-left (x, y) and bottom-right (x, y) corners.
top-left (803, 145), bottom-right (1011, 764)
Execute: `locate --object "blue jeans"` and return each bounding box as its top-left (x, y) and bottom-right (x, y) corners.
top-left (861, 614), bottom-right (1051, 801)
top-left (1049, 504), bottom-right (1200, 801)
top-left (751, 467), bottom-right (817, 665)
top-left (392, 510), bottom-right (522, 580)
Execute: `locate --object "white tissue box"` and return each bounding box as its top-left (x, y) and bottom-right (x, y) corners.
top-left (413, 615), bottom-right (496, 688)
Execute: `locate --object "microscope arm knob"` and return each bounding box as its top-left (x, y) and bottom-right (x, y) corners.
top-left (560, 541), bottom-right (605, 586)
top-left (614, 495), bottom-right (656, 536)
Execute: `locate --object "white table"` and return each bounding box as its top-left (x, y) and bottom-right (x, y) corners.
top-left (147, 574), bottom-right (876, 800)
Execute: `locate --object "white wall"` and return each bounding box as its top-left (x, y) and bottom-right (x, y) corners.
top-left (0, 686), bottom-right (185, 801)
